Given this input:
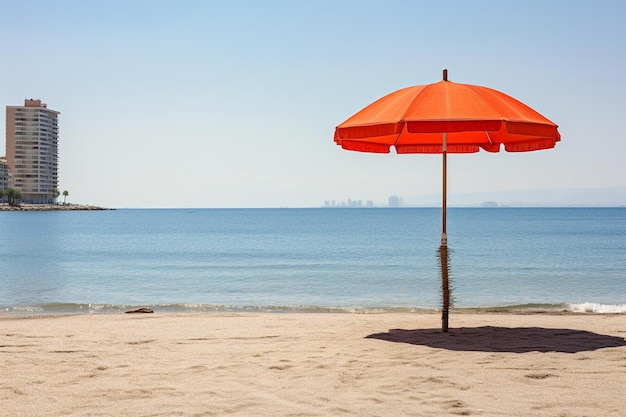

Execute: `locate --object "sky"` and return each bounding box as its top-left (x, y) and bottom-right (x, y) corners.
top-left (1, 0), bottom-right (625, 208)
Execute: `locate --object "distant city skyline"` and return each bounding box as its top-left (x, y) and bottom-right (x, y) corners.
top-left (323, 186), bottom-right (626, 208)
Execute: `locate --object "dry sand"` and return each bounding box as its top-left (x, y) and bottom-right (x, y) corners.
top-left (1, 313), bottom-right (625, 416)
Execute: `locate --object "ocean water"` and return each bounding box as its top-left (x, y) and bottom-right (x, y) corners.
top-left (1, 208), bottom-right (625, 315)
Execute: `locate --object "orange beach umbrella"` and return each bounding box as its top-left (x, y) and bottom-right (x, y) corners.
top-left (334, 70), bottom-right (560, 331)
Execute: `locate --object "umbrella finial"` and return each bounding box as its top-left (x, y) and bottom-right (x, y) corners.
top-left (443, 68), bottom-right (448, 81)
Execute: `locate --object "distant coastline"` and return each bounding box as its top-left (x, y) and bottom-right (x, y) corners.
top-left (0, 203), bottom-right (112, 211)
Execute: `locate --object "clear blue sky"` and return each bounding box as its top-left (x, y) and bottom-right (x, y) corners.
top-left (1, 0), bottom-right (624, 207)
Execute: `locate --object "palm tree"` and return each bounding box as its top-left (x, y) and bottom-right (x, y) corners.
top-left (63, 190), bottom-right (69, 204)
top-left (5, 188), bottom-right (15, 205)
top-left (53, 189), bottom-right (61, 204)
top-left (5, 188), bottom-right (21, 206)
top-left (0, 189), bottom-right (5, 203)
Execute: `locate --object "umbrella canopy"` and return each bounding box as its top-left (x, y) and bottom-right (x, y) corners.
top-left (334, 70), bottom-right (560, 331)
top-left (335, 69), bottom-right (560, 155)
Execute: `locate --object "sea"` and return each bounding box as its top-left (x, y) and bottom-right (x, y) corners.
top-left (1, 207), bottom-right (625, 315)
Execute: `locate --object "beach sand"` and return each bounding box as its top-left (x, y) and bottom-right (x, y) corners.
top-left (1, 313), bottom-right (625, 416)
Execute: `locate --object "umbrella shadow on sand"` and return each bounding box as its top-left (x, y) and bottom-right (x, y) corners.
top-left (366, 326), bottom-right (626, 353)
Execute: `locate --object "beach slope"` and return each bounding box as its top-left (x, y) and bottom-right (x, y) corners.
top-left (1, 313), bottom-right (625, 416)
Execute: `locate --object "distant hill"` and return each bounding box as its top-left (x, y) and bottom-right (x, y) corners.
top-left (405, 186), bottom-right (626, 207)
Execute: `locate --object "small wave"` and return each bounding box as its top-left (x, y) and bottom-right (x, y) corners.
top-left (136, 304), bottom-right (440, 314)
top-left (1, 303), bottom-right (138, 315)
top-left (568, 303), bottom-right (626, 314)
top-left (2, 302), bottom-right (625, 316)
top-left (454, 303), bottom-right (569, 314)
top-left (0, 303), bottom-right (439, 316)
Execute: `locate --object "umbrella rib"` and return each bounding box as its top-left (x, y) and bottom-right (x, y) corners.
top-left (393, 121), bottom-right (407, 149)
top-left (464, 83), bottom-right (543, 123)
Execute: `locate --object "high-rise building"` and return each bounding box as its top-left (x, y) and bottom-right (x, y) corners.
top-left (0, 156), bottom-right (9, 191)
top-left (6, 99), bottom-right (60, 203)
top-left (388, 195), bottom-right (403, 207)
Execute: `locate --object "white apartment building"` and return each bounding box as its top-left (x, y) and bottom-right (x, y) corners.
top-left (5, 99), bottom-right (60, 203)
top-left (0, 156), bottom-right (9, 191)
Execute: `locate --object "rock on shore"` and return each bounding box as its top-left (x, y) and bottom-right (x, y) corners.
top-left (0, 203), bottom-right (112, 211)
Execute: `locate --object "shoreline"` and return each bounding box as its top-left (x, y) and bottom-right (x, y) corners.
top-left (0, 202), bottom-right (112, 211)
top-left (1, 312), bottom-right (625, 416)
top-left (3, 301), bottom-right (625, 316)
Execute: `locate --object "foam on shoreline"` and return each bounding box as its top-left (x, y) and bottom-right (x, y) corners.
top-left (2, 302), bottom-right (625, 316)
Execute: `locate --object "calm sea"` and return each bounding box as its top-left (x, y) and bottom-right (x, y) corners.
top-left (1, 208), bottom-right (625, 315)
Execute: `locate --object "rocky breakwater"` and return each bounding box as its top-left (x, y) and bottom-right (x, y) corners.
top-left (0, 203), bottom-right (113, 211)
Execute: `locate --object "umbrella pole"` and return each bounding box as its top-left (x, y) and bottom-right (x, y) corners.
top-left (442, 134), bottom-right (447, 247)
top-left (439, 244), bottom-right (450, 332)
top-left (441, 133), bottom-right (449, 332)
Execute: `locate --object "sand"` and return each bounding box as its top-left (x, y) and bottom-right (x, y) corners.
top-left (1, 312), bottom-right (625, 416)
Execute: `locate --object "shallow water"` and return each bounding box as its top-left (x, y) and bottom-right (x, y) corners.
top-left (1, 207), bottom-right (625, 314)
